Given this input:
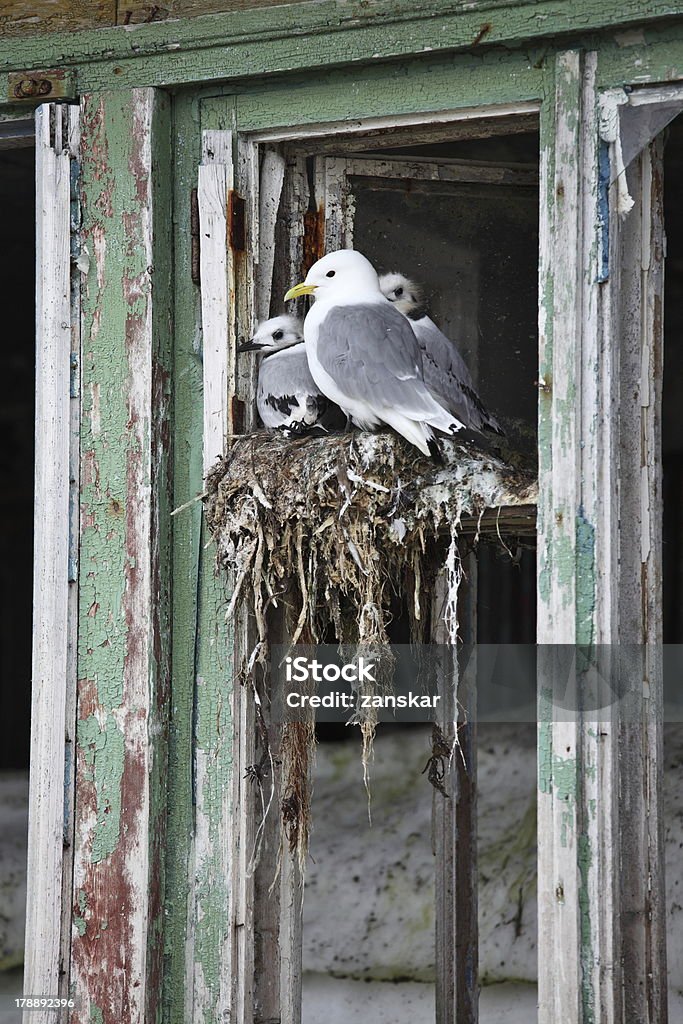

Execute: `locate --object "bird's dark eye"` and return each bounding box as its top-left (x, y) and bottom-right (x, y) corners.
top-left (395, 287), bottom-right (404, 297)
top-left (272, 329), bottom-right (284, 340)
top-left (326, 270), bottom-right (336, 278)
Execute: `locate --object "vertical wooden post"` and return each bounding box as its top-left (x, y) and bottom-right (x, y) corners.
top-left (198, 129), bottom-right (233, 474)
top-left (25, 103), bottom-right (79, 1024)
top-left (611, 137), bottom-right (667, 1024)
top-left (538, 50), bottom-right (667, 1024)
top-left (70, 88), bottom-right (172, 1024)
top-left (194, 127), bottom-right (249, 1024)
top-left (433, 554), bottom-right (478, 1024)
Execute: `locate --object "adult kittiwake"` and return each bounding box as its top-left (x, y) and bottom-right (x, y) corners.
top-left (380, 272), bottom-right (503, 435)
top-left (238, 314), bottom-right (345, 435)
top-left (284, 250), bottom-right (463, 459)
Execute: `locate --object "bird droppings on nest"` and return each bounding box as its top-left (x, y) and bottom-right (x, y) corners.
top-left (204, 428), bottom-right (537, 868)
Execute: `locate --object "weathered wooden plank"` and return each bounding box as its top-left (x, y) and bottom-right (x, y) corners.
top-left (160, 90), bottom-right (213, 1024)
top-left (190, 125), bottom-right (243, 1024)
top-left (433, 556), bottom-right (478, 1024)
top-left (538, 50), bottom-right (599, 1024)
top-left (538, 50), bottom-right (668, 1024)
top-left (612, 137), bottom-right (667, 1024)
top-left (116, 0), bottom-right (295, 27)
top-left (0, 1), bottom-right (114, 40)
top-left (235, 133), bottom-right (258, 429)
top-left (70, 87), bottom-right (172, 1024)
top-left (285, 112), bottom-right (540, 154)
top-left (255, 145), bottom-right (285, 321)
top-left (340, 155), bottom-right (538, 186)
top-left (2, 0), bottom-right (683, 92)
top-left (198, 129), bottom-right (234, 474)
top-left (24, 102), bottom-right (75, 1024)
top-left (59, 102), bottom-right (82, 1016)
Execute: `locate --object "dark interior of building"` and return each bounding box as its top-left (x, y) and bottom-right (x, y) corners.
top-left (0, 144), bottom-right (34, 773)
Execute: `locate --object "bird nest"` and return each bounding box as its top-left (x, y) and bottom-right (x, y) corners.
top-left (205, 428), bottom-right (536, 648)
top-left (204, 429), bottom-right (536, 865)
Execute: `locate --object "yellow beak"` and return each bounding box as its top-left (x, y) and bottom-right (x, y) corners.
top-left (284, 281), bottom-right (317, 301)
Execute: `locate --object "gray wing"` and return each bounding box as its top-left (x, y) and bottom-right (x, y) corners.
top-left (412, 315), bottom-right (502, 434)
top-left (258, 346), bottom-right (344, 432)
top-left (317, 303), bottom-right (446, 418)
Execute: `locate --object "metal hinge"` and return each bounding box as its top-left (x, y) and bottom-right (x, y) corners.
top-left (8, 68), bottom-right (76, 103)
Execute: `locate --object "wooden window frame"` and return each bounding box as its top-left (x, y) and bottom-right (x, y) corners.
top-left (197, 66), bottom-right (673, 1024)
top-left (25, 103), bottom-right (80, 1017)
top-left (22, 40), bottom-right (676, 1024)
top-left (538, 54), bottom-right (669, 1024)
top-left (197, 101), bottom-right (540, 1024)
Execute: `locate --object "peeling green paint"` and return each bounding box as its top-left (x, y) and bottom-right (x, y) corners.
top-left (7, 0), bottom-right (673, 1015)
top-left (538, 713), bottom-right (553, 795)
top-left (76, 715), bottom-right (125, 863)
top-left (0, 0), bottom-right (682, 99)
top-left (191, 559), bottom-right (235, 1022)
top-left (576, 510), bottom-right (596, 646)
top-left (161, 90), bottom-right (238, 1024)
top-left (73, 89), bottom-right (174, 1024)
top-left (89, 1006), bottom-right (104, 1024)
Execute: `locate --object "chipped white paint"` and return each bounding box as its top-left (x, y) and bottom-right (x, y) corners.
top-left (315, 156), bottom-right (354, 251)
top-left (256, 146), bottom-right (286, 321)
top-left (236, 135), bottom-right (259, 432)
top-left (539, 51), bottom-right (668, 1024)
top-left (198, 130), bottom-right (233, 476)
top-left (614, 136), bottom-right (667, 1021)
top-left (538, 50), bottom-right (605, 1024)
top-left (24, 103), bottom-right (76, 1024)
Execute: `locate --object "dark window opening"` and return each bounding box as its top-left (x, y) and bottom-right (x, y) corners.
top-left (300, 128), bottom-right (539, 1023)
top-left (0, 139), bottom-right (34, 1009)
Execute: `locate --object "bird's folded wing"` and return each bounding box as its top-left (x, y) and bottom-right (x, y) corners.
top-left (415, 316), bottom-right (475, 390)
top-left (258, 347), bottom-right (322, 426)
top-left (415, 316), bottom-right (502, 432)
top-left (316, 303), bottom-right (444, 417)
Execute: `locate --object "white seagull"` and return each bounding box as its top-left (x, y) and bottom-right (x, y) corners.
top-left (238, 314), bottom-right (345, 435)
top-left (379, 272), bottom-right (503, 435)
top-left (284, 250), bottom-right (464, 459)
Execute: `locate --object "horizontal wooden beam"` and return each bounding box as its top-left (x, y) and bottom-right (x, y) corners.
top-left (0, 0), bottom-right (682, 95)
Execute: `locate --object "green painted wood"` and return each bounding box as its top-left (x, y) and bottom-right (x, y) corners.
top-left (0, 0), bottom-right (682, 98)
top-left (229, 54), bottom-right (544, 132)
top-left (161, 89), bottom-right (203, 1024)
top-left (162, 91), bottom-right (237, 1024)
top-left (73, 87), bottom-right (173, 1024)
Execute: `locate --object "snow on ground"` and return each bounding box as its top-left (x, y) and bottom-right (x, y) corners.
top-left (303, 975), bottom-right (537, 1023)
top-left (304, 723), bottom-right (683, 1021)
top-left (1, 725), bottom-right (682, 1021)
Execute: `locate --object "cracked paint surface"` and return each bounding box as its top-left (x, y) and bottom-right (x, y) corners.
top-left (70, 89), bottom-right (172, 1024)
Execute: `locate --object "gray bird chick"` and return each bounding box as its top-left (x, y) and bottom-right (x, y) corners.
top-left (379, 272), bottom-right (503, 435)
top-left (238, 314), bottom-right (345, 435)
